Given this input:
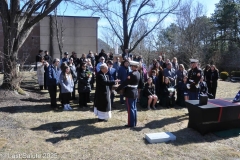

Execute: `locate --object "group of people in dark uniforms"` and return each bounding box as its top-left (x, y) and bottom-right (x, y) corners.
top-left (35, 48), bottom-right (221, 128)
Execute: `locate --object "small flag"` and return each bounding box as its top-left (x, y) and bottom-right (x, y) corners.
top-left (233, 91), bottom-right (240, 102)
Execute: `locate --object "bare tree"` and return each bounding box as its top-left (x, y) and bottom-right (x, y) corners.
top-left (100, 27), bottom-right (117, 53)
top-left (0, 0), bottom-right (63, 90)
top-left (72, 0), bottom-right (181, 53)
top-left (175, 1), bottom-right (207, 63)
top-left (53, 4), bottom-right (68, 58)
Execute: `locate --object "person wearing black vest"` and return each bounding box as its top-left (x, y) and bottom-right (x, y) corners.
top-left (116, 61), bottom-right (140, 128)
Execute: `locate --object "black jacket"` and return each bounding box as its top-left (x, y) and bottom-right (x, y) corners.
top-left (161, 83), bottom-right (175, 96)
top-left (199, 81), bottom-right (208, 94)
top-left (87, 54), bottom-right (95, 66)
top-left (187, 67), bottom-right (202, 92)
top-left (99, 52), bottom-right (107, 60)
top-left (44, 55), bottom-right (52, 64)
top-left (116, 70), bottom-right (140, 99)
top-left (69, 64), bottom-right (77, 83)
top-left (175, 81), bottom-right (188, 96)
top-left (144, 83), bottom-right (156, 97)
top-left (77, 69), bottom-right (91, 93)
top-left (94, 71), bottom-right (115, 112)
top-left (137, 71), bottom-right (144, 89)
top-left (206, 70), bottom-right (219, 87)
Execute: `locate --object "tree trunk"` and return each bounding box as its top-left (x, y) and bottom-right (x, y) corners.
top-left (0, 0), bottom-right (62, 90)
top-left (2, 43), bottom-right (19, 90)
top-left (1, 26), bottom-right (22, 90)
top-left (122, 0), bottom-right (129, 52)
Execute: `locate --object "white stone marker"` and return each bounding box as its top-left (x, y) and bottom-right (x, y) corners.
top-left (145, 132), bottom-right (176, 143)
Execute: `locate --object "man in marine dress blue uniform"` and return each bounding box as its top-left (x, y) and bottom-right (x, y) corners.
top-left (116, 61), bottom-right (140, 127)
top-left (187, 59), bottom-right (202, 100)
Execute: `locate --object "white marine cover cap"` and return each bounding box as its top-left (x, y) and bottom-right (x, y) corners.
top-left (189, 58), bottom-right (198, 63)
top-left (129, 61), bottom-right (140, 66)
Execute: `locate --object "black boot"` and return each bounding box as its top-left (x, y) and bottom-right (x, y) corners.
top-left (40, 85), bottom-right (44, 90)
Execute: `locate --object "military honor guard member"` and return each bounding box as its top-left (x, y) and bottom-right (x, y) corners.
top-left (187, 59), bottom-right (202, 100)
top-left (116, 61), bottom-right (140, 127)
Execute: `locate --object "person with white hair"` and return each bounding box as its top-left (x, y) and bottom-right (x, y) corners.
top-left (94, 63), bottom-right (120, 122)
top-left (96, 56), bottom-right (105, 72)
top-left (46, 58), bottom-right (60, 110)
top-left (157, 55), bottom-right (164, 68)
top-left (163, 62), bottom-right (176, 86)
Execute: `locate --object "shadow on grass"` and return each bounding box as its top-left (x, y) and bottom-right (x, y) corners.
top-left (135, 114), bottom-right (189, 132)
top-left (137, 114), bottom-right (238, 146)
top-left (20, 98), bottom-right (50, 103)
top-left (31, 118), bottom-right (127, 144)
top-left (169, 128), bottom-right (223, 146)
top-left (21, 86), bottom-right (49, 95)
top-left (31, 113), bottom-right (224, 145)
top-left (143, 127), bottom-right (222, 146)
top-left (0, 104), bottom-right (54, 113)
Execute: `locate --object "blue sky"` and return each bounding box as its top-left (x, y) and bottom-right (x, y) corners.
top-left (59, 0), bottom-right (220, 38)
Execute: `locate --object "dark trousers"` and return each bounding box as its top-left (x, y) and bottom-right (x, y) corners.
top-left (86, 92), bottom-right (90, 102)
top-left (120, 94), bottom-right (125, 103)
top-left (189, 91), bottom-right (199, 100)
top-left (176, 91), bottom-right (185, 107)
top-left (111, 93), bottom-right (115, 106)
top-left (125, 98), bottom-right (137, 127)
top-left (90, 73), bottom-right (95, 88)
top-left (44, 72), bottom-right (47, 90)
top-left (79, 92), bottom-right (89, 106)
top-left (62, 92), bottom-right (71, 105)
top-left (48, 85), bottom-right (57, 108)
top-left (209, 86), bottom-right (217, 99)
top-left (161, 95), bottom-right (175, 107)
top-left (39, 85), bottom-right (44, 90)
top-left (58, 84), bottom-right (62, 101)
top-left (71, 83), bottom-right (76, 99)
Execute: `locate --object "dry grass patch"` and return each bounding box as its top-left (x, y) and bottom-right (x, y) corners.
top-left (0, 72), bottom-right (240, 159)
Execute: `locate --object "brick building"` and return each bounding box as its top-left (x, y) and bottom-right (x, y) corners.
top-left (0, 15), bottom-right (99, 71)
